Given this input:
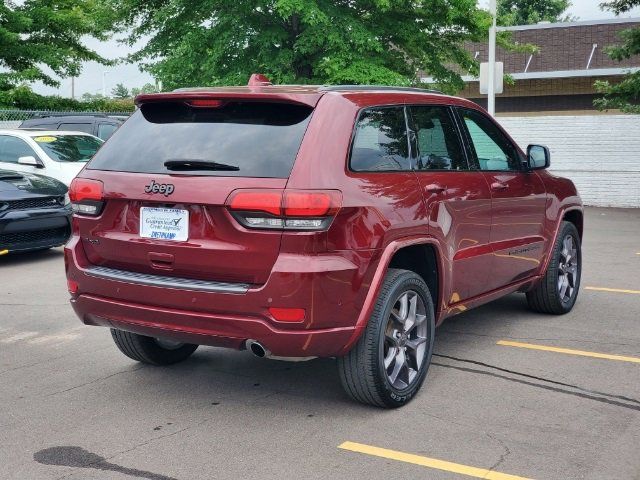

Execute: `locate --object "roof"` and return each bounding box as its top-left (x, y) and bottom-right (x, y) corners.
top-left (421, 18), bottom-right (640, 82)
top-left (0, 129), bottom-right (100, 139)
top-left (496, 17), bottom-right (640, 31)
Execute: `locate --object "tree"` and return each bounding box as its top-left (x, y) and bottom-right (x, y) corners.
top-left (594, 0), bottom-right (640, 113)
top-left (0, 0), bottom-right (112, 92)
top-left (131, 83), bottom-right (159, 96)
top-left (109, 0), bottom-right (492, 93)
top-left (111, 83), bottom-right (130, 98)
top-left (498, 0), bottom-right (576, 26)
top-left (81, 92), bottom-right (106, 102)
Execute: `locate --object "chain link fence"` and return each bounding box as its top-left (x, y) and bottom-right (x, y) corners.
top-left (0, 109), bottom-right (132, 129)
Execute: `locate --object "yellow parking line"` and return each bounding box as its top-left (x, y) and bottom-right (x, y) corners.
top-left (338, 441), bottom-right (533, 480)
top-left (497, 341), bottom-right (640, 364)
top-left (586, 286), bottom-right (640, 295)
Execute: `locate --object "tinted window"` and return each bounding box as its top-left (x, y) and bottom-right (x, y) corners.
top-left (59, 123), bottom-right (94, 134)
top-left (97, 123), bottom-right (118, 140)
top-left (460, 109), bottom-right (520, 171)
top-left (409, 106), bottom-right (467, 171)
top-left (87, 102), bottom-right (313, 178)
top-left (350, 107), bottom-right (410, 172)
top-left (33, 135), bottom-right (103, 162)
top-left (0, 136), bottom-right (38, 164)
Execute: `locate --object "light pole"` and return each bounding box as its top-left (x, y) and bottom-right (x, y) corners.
top-left (488, 0), bottom-right (497, 117)
top-left (102, 71), bottom-right (108, 97)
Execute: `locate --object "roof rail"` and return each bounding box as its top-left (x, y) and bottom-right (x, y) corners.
top-left (319, 85), bottom-right (444, 95)
top-left (29, 112), bottom-right (109, 119)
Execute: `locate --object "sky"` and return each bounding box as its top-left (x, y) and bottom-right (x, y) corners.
top-left (32, 1), bottom-right (640, 98)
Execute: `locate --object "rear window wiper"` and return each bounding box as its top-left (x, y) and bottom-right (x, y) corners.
top-left (164, 159), bottom-right (240, 171)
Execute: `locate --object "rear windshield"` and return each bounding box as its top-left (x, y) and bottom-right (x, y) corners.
top-left (33, 134), bottom-right (103, 162)
top-left (87, 101), bottom-right (313, 178)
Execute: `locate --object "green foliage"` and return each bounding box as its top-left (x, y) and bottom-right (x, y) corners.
top-left (131, 83), bottom-right (159, 96)
top-left (0, 0), bottom-right (113, 92)
top-left (0, 85), bottom-right (135, 112)
top-left (595, 0), bottom-right (640, 113)
top-left (109, 0), bottom-right (492, 93)
top-left (111, 83), bottom-right (130, 99)
top-left (498, 0), bottom-right (575, 26)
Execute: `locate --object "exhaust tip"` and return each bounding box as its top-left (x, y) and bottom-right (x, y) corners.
top-left (246, 339), bottom-right (270, 358)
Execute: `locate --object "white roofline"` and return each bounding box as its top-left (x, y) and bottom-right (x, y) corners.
top-left (421, 67), bottom-right (640, 83)
top-left (496, 17), bottom-right (640, 31)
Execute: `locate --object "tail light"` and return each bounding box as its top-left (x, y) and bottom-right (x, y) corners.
top-left (69, 178), bottom-right (104, 216)
top-left (227, 189), bottom-right (341, 231)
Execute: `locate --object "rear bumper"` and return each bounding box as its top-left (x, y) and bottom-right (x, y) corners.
top-left (72, 294), bottom-right (355, 357)
top-left (0, 207), bottom-right (71, 252)
top-left (65, 235), bottom-right (380, 357)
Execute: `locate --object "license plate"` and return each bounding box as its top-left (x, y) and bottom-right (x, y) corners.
top-left (140, 207), bottom-right (189, 241)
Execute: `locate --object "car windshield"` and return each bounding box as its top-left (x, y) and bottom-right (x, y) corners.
top-left (32, 135), bottom-right (103, 163)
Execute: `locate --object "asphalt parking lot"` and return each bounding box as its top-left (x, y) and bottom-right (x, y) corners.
top-left (1, 206), bottom-right (639, 480)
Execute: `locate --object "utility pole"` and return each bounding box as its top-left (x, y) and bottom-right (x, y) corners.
top-left (71, 77), bottom-right (75, 100)
top-left (488, 0), bottom-right (497, 117)
top-left (102, 71), bottom-right (108, 97)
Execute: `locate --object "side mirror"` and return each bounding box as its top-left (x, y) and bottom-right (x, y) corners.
top-left (527, 145), bottom-right (550, 170)
top-left (18, 156), bottom-right (44, 168)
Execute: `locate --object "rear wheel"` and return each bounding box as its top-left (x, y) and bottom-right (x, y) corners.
top-left (338, 268), bottom-right (435, 408)
top-left (527, 221), bottom-right (581, 314)
top-left (110, 329), bottom-right (198, 365)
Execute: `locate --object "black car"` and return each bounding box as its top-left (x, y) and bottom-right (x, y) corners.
top-left (19, 114), bottom-right (124, 141)
top-left (0, 169), bottom-right (71, 254)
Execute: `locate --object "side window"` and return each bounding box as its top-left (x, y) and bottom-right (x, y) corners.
top-left (0, 136), bottom-right (37, 164)
top-left (409, 106), bottom-right (467, 171)
top-left (459, 108), bottom-right (521, 171)
top-left (97, 123), bottom-right (118, 140)
top-left (350, 107), bottom-right (410, 172)
top-left (59, 123), bottom-right (93, 134)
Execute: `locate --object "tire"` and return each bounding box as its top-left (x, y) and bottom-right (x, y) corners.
top-left (337, 268), bottom-right (436, 408)
top-left (526, 221), bottom-right (581, 314)
top-left (110, 329), bottom-right (198, 365)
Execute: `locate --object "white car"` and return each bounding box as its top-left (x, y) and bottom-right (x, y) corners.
top-left (0, 129), bottom-right (104, 186)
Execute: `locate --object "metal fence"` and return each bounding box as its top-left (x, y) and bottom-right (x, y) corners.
top-left (0, 109), bottom-right (132, 129)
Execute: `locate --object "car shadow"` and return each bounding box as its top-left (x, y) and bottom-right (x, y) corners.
top-left (107, 294), bottom-right (533, 413)
top-left (0, 247), bottom-right (64, 266)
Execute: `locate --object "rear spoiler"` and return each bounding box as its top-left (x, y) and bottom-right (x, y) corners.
top-left (135, 89), bottom-right (323, 108)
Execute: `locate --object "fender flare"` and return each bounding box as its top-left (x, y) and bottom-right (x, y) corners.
top-left (338, 236), bottom-right (446, 355)
top-left (538, 205), bottom-right (584, 278)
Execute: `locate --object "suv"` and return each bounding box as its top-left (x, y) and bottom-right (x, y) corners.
top-left (65, 78), bottom-right (583, 408)
top-left (20, 114), bottom-right (123, 140)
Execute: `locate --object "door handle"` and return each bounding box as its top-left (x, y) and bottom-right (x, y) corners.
top-left (491, 182), bottom-right (508, 191)
top-left (426, 184), bottom-right (447, 194)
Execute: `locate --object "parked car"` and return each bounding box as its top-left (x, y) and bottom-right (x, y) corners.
top-left (65, 78), bottom-right (583, 408)
top-left (0, 169), bottom-right (71, 254)
top-left (20, 114), bottom-right (124, 140)
top-left (0, 130), bottom-right (103, 186)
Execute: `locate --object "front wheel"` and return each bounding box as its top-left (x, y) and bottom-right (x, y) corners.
top-left (338, 268), bottom-right (435, 408)
top-left (526, 221), bottom-right (582, 314)
top-left (111, 329), bottom-right (198, 365)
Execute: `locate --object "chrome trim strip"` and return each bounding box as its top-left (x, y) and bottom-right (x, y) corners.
top-left (85, 266), bottom-right (250, 293)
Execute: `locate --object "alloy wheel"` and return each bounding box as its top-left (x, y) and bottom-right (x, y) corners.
top-left (558, 234), bottom-right (579, 302)
top-left (383, 290), bottom-right (428, 389)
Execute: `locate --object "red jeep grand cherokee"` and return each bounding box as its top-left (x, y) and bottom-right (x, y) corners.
top-left (65, 79), bottom-right (583, 408)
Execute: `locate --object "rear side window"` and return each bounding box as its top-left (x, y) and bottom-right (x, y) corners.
top-left (408, 106), bottom-right (467, 171)
top-left (59, 123), bottom-right (94, 134)
top-left (97, 123), bottom-right (118, 140)
top-left (87, 102), bottom-right (313, 178)
top-left (350, 107), bottom-right (410, 172)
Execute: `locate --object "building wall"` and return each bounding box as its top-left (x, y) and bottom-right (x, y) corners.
top-left (498, 115), bottom-right (640, 208)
